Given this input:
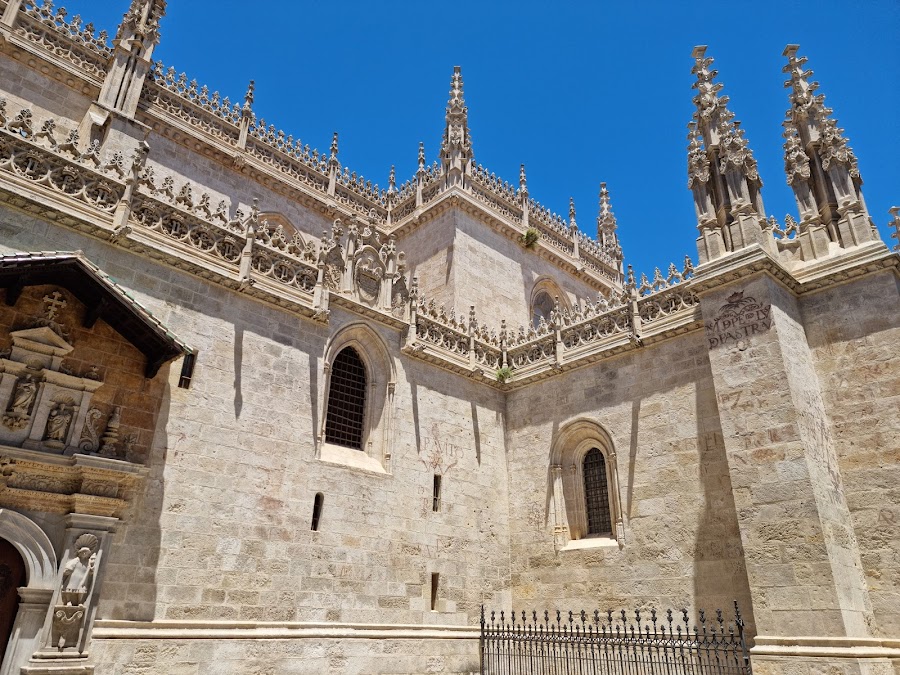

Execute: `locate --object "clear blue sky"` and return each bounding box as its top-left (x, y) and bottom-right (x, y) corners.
top-left (65, 0), bottom-right (899, 277)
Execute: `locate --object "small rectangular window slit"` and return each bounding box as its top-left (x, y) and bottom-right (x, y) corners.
top-left (178, 351), bottom-right (196, 389)
top-left (432, 474), bottom-right (442, 512)
top-left (430, 573), bottom-right (439, 611)
top-left (311, 493), bottom-right (324, 531)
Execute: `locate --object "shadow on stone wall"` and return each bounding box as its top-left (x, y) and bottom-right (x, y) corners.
top-left (99, 370), bottom-right (171, 621)
top-left (692, 381), bottom-right (756, 638)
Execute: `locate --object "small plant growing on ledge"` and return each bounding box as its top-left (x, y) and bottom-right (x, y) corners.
top-left (496, 366), bottom-right (513, 383)
top-left (521, 228), bottom-right (539, 249)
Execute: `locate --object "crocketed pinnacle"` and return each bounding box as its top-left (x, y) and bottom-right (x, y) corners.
top-left (441, 66), bottom-right (473, 161)
top-left (597, 183), bottom-right (616, 231)
top-left (782, 45), bottom-right (858, 175)
top-left (783, 45), bottom-right (825, 124)
top-left (690, 46), bottom-right (759, 184)
top-left (596, 183), bottom-right (621, 255)
top-left (117, 0), bottom-right (166, 44)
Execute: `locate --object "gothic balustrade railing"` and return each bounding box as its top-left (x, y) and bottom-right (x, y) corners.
top-left (559, 304), bottom-right (631, 355)
top-left (0, 105), bottom-right (125, 214)
top-left (506, 331), bottom-right (556, 373)
top-left (16, 1), bottom-right (111, 82)
top-left (471, 163), bottom-right (520, 205)
top-left (631, 257), bottom-right (700, 330)
top-left (414, 304), bottom-right (472, 362)
top-left (146, 63), bottom-right (243, 141)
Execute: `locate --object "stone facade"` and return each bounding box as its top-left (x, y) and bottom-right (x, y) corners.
top-left (0, 2), bottom-right (897, 675)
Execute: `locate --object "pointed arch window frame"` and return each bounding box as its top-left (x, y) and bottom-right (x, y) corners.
top-left (318, 323), bottom-right (396, 475)
top-left (549, 420), bottom-right (624, 551)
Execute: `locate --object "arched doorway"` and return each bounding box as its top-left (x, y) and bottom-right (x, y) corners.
top-left (0, 538), bottom-right (26, 666)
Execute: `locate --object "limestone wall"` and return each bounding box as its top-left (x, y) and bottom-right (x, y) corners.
top-left (802, 270), bottom-right (900, 636)
top-left (503, 331), bottom-right (755, 628)
top-left (402, 208), bottom-right (602, 327)
top-left (0, 208), bottom-right (512, 630)
top-left (90, 633), bottom-right (480, 675)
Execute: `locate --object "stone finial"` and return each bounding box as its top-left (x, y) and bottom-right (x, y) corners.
top-left (519, 164), bottom-right (528, 196)
top-left (417, 142), bottom-right (426, 173)
top-left (690, 45), bottom-right (726, 122)
top-left (889, 207), bottom-right (900, 251)
top-left (329, 132), bottom-right (339, 161)
top-left (243, 80), bottom-right (255, 113)
top-left (782, 44), bottom-right (821, 120)
top-left (568, 197), bottom-right (577, 230)
top-left (118, 0), bottom-right (166, 45)
top-left (598, 183), bottom-right (615, 229)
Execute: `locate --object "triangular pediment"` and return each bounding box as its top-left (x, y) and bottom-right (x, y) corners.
top-left (9, 326), bottom-right (74, 356)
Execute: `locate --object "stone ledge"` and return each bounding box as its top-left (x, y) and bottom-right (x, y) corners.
top-left (751, 635), bottom-right (900, 659)
top-left (92, 620), bottom-right (480, 641)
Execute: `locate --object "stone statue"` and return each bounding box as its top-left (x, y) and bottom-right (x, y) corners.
top-left (60, 534), bottom-right (98, 606)
top-left (45, 404), bottom-right (73, 445)
top-left (9, 376), bottom-right (37, 414)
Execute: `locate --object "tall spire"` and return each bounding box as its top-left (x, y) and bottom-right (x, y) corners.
top-left (96, 0), bottom-right (167, 117)
top-left (440, 66), bottom-right (473, 189)
top-left (597, 183), bottom-right (623, 272)
top-left (688, 46), bottom-right (772, 264)
top-left (781, 45), bottom-right (877, 253)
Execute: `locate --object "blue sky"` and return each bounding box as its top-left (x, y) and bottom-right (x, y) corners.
top-left (65, 1), bottom-right (899, 277)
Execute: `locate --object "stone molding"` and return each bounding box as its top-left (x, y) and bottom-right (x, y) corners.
top-left (750, 635), bottom-right (900, 659)
top-left (91, 620), bottom-right (479, 641)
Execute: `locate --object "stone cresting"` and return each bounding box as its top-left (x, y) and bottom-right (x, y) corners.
top-left (406, 257), bottom-right (699, 387)
top-left (0, 99), bottom-right (410, 326)
top-left (0, 92), bottom-right (693, 389)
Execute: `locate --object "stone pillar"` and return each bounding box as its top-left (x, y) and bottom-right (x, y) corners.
top-left (0, 588), bottom-right (53, 675)
top-left (699, 268), bottom-right (880, 673)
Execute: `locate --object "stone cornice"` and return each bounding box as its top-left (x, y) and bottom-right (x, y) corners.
top-left (691, 241), bottom-right (898, 298)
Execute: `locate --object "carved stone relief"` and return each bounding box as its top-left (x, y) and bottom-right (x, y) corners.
top-left (705, 291), bottom-right (772, 350)
top-left (51, 532), bottom-right (98, 652)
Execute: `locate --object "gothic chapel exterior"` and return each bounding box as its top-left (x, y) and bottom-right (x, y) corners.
top-left (0, 1), bottom-right (897, 674)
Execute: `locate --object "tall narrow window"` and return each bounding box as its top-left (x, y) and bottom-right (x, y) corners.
top-left (311, 493), bottom-right (324, 531)
top-left (432, 474), bottom-right (442, 512)
top-left (583, 448), bottom-right (612, 535)
top-left (178, 351), bottom-right (196, 389)
top-left (430, 573), bottom-right (440, 611)
top-left (324, 347), bottom-right (367, 449)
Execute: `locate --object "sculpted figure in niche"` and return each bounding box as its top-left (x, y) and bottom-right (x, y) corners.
top-left (60, 534), bottom-right (98, 606)
top-left (45, 403), bottom-right (73, 446)
top-left (9, 376), bottom-right (37, 414)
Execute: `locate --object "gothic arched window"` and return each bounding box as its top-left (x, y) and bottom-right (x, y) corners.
top-left (324, 347), bottom-right (367, 450)
top-left (531, 291), bottom-right (555, 328)
top-left (582, 448), bottom-right (612, 536)
top-left (549, 420), bottom-right (623, 550)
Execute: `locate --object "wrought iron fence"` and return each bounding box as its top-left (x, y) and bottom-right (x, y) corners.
top-left (480, 602), bottom-right (752, 675)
